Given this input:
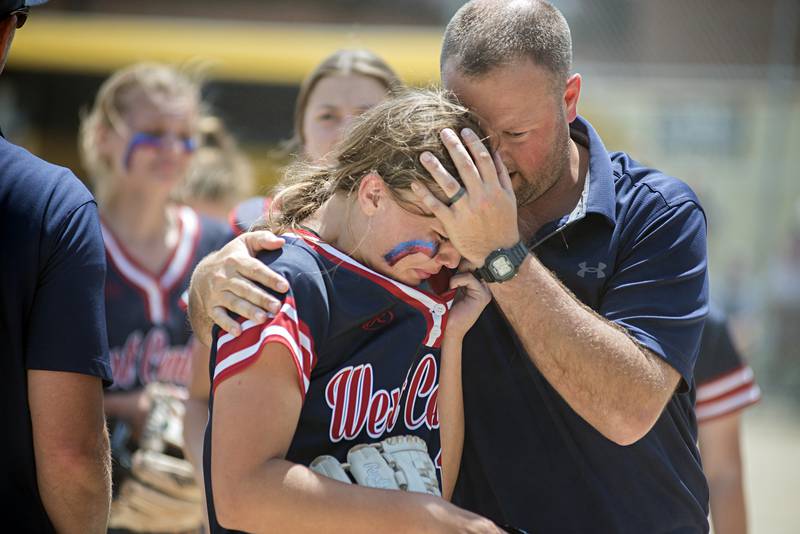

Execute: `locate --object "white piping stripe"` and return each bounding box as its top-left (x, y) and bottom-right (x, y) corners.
top-left (213, 324), bottom-right (309, 392)
top-left (287, 233), bottom-right (442, 310)
top-left (217, 318), bottom-right (262, 350)
top-left (217, 305), bottom-right (311, 356)
top-left (161, 206), bottom-right (199, 290)
top-left (278, 302), bottom-right (313, 355)
top-left (696, 366), bottom-right (755, 402)
top-left (286, 233), bottom-right (449, 346)
top-left (101, 223), bottom-right (163, 323)
top-left (697, 384), bottom-right (761, 421)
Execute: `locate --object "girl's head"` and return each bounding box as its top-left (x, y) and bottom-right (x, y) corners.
top-left (79, 63), bottom-right (202, 204)
top-left (291, 49), bottom-right (401, 162)
top-left (271, 88), bottom-right (489, 286)
top-left (178, 115), bottom-right (254, 220)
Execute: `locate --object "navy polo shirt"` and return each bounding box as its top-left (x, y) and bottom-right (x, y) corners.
top-left (454, 117), bottom-right (710, 533)
top-left (1, 135), bottom-right (111, 532)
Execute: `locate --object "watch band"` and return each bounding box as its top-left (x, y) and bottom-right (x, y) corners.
top-left (475, 240), bottom-right (529, 282)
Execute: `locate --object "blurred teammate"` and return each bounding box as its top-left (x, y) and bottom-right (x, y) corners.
top-left (227, 48), bottom-right (401, 234)
top-left (79, 62), bottom-right (232, 532)
top-left (177, 114), bottom-right (254, 222)
top-left (695, 304), bottom-right (761, 534)
top-left (1, 1), bottom-right (112, 532)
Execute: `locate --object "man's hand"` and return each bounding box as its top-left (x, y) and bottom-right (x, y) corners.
top-left (188, 231), bottom-right (288, 342)
top-left (411, 127), bottom-right (519, 266)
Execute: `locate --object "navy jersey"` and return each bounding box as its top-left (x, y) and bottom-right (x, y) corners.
top-left (203, 230), bottom-right (453, 534)
top-left (102, 205), bottom-right (231, 391)
top-left (1, 135), bottom-right (111, 532)
top-left (454, 116), bottom-right (711, 533)
top-left (694, 304), bottom-right (760, 423)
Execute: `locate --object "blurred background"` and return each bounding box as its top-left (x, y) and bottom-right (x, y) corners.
top-left (2, 1), bottom-right (798, 531)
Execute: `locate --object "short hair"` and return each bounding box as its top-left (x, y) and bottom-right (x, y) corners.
top-left (441, 0), bottom-right (572, 84)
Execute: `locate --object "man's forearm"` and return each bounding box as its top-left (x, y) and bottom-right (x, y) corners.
top-left (490, 254), bottom-right (679, 445)
top-left (36, 429), bottom-right (112, 534)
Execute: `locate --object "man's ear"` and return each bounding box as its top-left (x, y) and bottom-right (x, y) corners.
top-left (0, 18), bottom-right (17, 75)
top-left (357, 172), bottom-right (387, 216)
top-left (563, 73), bottom-right (582, 123)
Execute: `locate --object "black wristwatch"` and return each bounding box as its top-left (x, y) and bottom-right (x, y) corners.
top-left (475, 241), bottom-right (529, 283)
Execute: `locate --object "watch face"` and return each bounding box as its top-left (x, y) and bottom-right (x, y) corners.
top-left (490, 255), bottom-right (515, 279)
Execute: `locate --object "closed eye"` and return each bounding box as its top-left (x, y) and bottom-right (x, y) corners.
top-left (504, 130), bottom-right (528, 139)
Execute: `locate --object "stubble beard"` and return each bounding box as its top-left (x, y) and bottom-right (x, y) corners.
top-left (513, 121), bottom-right (571, 209)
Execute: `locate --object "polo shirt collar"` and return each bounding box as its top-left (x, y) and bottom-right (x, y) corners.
top-left (570, 116), bottom-right (616, 225)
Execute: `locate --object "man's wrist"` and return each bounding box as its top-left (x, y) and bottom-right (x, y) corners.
top-left (475, 240), bottom-right (529, 283)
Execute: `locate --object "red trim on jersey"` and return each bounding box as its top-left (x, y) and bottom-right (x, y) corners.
top-left (101, 206), bottom-right (201, 323)
top-left (101, 211), bottom-right (184, 281)
top-left (227, 205), bottom-right (243, 236)
top-left (697, 363), bottom-right (747, 390)
top-left (696, 365), bottom-right (761, 423)
top-left (213, 297), bottom-right (316, 400)
top-left (103, 246), bottom-right (156, 322)
top-left (291, 229), bottom-right (454, 348)
top-left (161, 212), bottom-right (201, 295)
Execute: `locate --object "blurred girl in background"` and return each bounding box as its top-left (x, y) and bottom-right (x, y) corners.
top-left (80, 62), bottom-right (231, 533)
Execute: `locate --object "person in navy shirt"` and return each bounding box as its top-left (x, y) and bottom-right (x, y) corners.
top-left (201, 90), bottom-right (505, 533)
top-left (189, 1), bottom-right (710, 532)
top-left (0, 1), bottom-right (112, 532)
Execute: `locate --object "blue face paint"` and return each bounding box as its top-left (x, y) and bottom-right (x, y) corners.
top-left (123, 132), bottom-right (196, 170)
top-left (383, 239), bottom-right (439, 266)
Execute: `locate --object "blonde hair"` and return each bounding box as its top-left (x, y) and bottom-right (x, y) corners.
top-left (176, 115), bottom-right (254, 209)
top-left (78, 62), bottom-right (202, 203)
top-left (266, 88), bottom-right (487, 234)
top-left (285, 49), bottom-right (402, 157)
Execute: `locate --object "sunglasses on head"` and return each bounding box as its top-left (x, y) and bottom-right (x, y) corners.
top-left (8, 6), bottom-right (29, 29)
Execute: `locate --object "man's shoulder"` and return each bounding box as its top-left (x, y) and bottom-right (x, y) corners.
top-left (0, 137), bottom-right (94, 213)
top-left (606, 152), bottom-right (705, 238)
top-left (609, 151), bottom-right (702, 211)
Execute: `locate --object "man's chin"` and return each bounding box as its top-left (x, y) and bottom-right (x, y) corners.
top-left (513, 181), bottom-right (539, 208)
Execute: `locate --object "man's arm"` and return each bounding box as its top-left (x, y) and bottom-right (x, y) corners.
top-left (188, 231), bottom-right (288, 344)
top-left (489, 258), bottom-right (680, 445)
top-left (28, 370), bottom-right (111, 534)
top-left (413, 128), bottom-right (704, 445)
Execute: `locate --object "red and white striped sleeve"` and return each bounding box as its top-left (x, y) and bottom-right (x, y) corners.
top-left (696, 364), bottom-right (761, 423)
top-left (211, 295), bottom-right (320, 400)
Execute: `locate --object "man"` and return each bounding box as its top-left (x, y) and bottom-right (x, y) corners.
top-left (0, 1), bottom-right (113, 532)
top-left (695, 304), bottom-right (761, 534)
top-left (188, 1), bottom-right (709, 531)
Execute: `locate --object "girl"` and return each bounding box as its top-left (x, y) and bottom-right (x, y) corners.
top-left (205, 89), bottom-right (501, 533)
top-left (79, 62), bottom-right (231, 531)
top-left (228, 48), bottom-right (401, 233)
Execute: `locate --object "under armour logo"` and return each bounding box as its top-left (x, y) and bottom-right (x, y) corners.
top-left (577, 262), bottom-right (606, 278)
